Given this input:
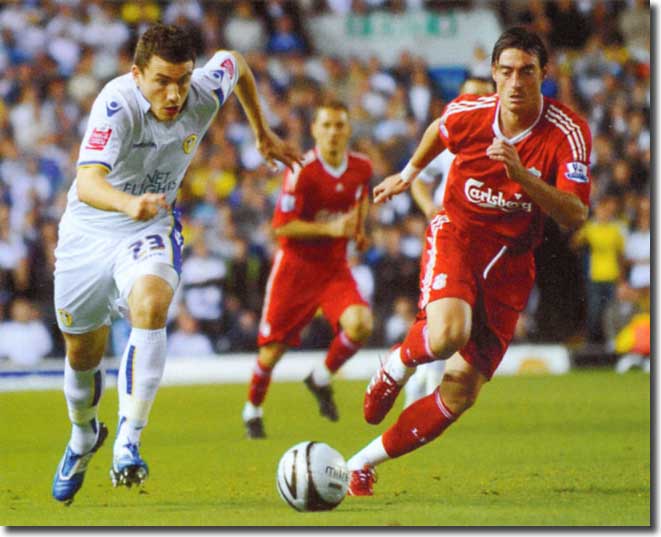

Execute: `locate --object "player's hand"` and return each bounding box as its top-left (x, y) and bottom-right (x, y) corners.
top-left (328, 206), bottom-right (359, 238)
top-left (373, 173), bottom-right (410, 204)
top-left (486, 138), bottom-right (527, 181)
top-left (256, 129), bottom-right (303, 171)
top-left (125, 193), bottom-right (169, 221)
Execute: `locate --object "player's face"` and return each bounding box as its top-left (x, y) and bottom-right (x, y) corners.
top-left (132, 55), bottom-right (194, 121)
top-left (491, 48), bottom-right (546, 113)
top-left (312, 108), bottom-right (351, 156)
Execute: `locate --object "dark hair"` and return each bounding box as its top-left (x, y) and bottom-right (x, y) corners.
top-left (133, 24), bottom-right (196, 71)
top-left (491, 27), bottom-right (548, 69)
top-left (313, 99), bottom-right (349, 121)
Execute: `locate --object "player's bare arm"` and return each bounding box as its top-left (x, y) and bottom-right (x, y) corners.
top-left (410, 178), bottom-right (437, 220)
top-left (486, 137), bottom-right (588, 229)
top-left (76, 165), bottom-right (168, 221)
top-left (274, 205), bottom-right (359, 240)
top-left (373, 118), bottom-right (446, 204)
top-left (230, 50), bottom-right (302, 170)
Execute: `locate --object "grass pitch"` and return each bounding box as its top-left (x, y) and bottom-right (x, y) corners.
top-left (1, 369), bottom-right (650, 526)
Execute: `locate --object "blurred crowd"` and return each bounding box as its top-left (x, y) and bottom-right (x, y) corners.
top-left (0, 0), bottom-right (650, 367)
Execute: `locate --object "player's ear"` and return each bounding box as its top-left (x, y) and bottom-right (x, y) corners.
top-left (131, 64), bottom-right (141, 83)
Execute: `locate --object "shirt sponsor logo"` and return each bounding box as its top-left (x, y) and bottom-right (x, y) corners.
top-left (85, 127), bottom-right (112, 151)
top-left (565, 162), bottom-right (589, 183)
top-left (464, 178), bottom-right (532, 213)
top-left (105, 100), bottom-right (122, 117)
top-left (132, 141), bottom-right (157, 149)
top-left (122, 169), bottom-right (177, 195)
top-left (220, 57), bottom-right (235, 79)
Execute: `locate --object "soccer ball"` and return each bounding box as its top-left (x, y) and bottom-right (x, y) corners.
top-left (276, 441), bottom-right (349, 512)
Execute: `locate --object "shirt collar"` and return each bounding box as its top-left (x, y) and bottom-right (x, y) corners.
top-left (492, 96), bottom-right (544, 144)
top-left (315, 147), bottom-right (348, 178)
top-left (133, 83), bottom-right (152, 114)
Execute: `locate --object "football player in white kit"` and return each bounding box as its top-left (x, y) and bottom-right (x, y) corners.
top-left (52, 24), bottom-right (301, 504)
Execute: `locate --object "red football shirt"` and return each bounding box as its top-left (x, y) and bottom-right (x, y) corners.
top-left (272, 148), bottom-right (372, 262)
top-left (438, 93), bottom-right (592, 250)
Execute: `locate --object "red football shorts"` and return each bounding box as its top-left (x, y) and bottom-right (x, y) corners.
top-left (258, 249), bottom-right (368, 347)
top-left (418, 213), bottom-right (536, 379)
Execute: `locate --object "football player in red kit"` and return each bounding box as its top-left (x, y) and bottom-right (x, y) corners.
top-left (346, 27), bottom-right (591, 495)
top-left (243, 100), bottom-right (373, 438)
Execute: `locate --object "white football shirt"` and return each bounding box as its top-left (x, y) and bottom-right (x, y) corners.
top-left (418, 148), bottom-right (455, 208)
top-left (62, 50), bottom-right (239, 237)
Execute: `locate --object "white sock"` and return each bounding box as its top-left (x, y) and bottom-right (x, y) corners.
top-left (384, 346), bottom-right (415, 385)
top-left (242, 402), bottom-right (263, 421)
top-left (115, 327), bottom-right (167, 452)
top-left (310, 362), bottom-right (332, 387)
top-left (347, 436), bottom-right (390, 471)
top-left (63, 359), bottom-right (105, 454)
top-left (403, 368), bottom-right (427, 408)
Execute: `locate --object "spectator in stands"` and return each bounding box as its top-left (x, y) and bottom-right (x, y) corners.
top-left (181, 234), bottom-right (227, 343)
top-left (624, 195), bottom-right (650, 293)
top-left (0, 297), bottom-right (52, 366)
top-left (266, 15), bottom-right (307, 55)
top-left (168, 305), bottom-right (214, 357)
top-left (0, 1), bottom-right (651, 355)
top-left (571, 194), bottom-right (625, 343)
top-left (223, 1), bottom-right (268, 53)
top-left (383, 295), bottom-right (416, 347)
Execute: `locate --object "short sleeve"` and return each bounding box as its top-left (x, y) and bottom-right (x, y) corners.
top-left (552, 116), bottom-right (592, 207)
top-left (77, 91), bottom-right (130, 172)
top-left (272, 164), bottom-right (306, 227)
top-left (437, 98), bottom-right (471, 154)
top-left (197, 50), bottom-right (240, 106)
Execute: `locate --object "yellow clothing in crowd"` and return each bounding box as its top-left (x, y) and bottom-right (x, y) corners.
top-left (574, 221), bottom-right (625, 282)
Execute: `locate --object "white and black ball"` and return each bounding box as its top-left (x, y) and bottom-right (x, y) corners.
top-left (276, 441), bottom-right (349, 512)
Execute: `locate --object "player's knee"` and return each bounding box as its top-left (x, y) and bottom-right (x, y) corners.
top-left (64, 331), bottom-right (107, 370)
top-left (130, 294), bottom-right (169, 328)
top-left (428, 323), bottom-right (470, 359)
top-left (344, 316), bottom-right (373, 343)
top-left (441, 387), bottom-right (479, 416)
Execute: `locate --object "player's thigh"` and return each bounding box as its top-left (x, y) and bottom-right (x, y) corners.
top-left (114, 224), bottom-right (183, 324)
top-left (258, 254), bottom-right (324, 347)
top-left (54, 227), bottom-right (118, 335)
top-left (425, 297), bottom-right (472, 358)
top-left (338, 304), bottom-right (373, 341)
top-left (460, 297), bottom-right (521, 380)
top-left (258, 341), bottom-right (288, 368)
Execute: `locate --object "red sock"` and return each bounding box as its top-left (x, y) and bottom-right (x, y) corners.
top-left (382, 389), bottom-right (457, 458)
top-left (399, 319), bottom-right (435, 366)
top-left (247, 359), bottom-right (273, 406)
top-left (325, 331), bottom-right (362, 373)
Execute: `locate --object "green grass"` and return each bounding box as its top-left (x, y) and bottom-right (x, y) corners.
top-left (0, 369), bottom-right (650, 526)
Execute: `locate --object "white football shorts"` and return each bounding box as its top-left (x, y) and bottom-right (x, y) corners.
top-left (54, 215), bottom-right (184, 334)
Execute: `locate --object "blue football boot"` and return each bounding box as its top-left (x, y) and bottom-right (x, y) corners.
top-left (110, 442), bottom-right (149, 488)
top-left (52, 422), bottom-right (108, 505)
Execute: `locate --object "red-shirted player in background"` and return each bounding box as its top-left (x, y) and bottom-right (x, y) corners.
top-left (346, 27), bottom-right (592, 495)
top-left (243, 100), bottom-right (373, 438)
